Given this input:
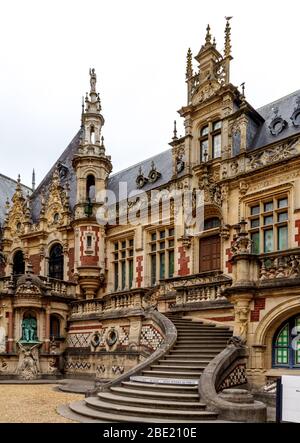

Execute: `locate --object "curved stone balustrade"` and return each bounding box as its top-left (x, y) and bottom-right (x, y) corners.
top-left (198, 338), bottom-right (267, 422)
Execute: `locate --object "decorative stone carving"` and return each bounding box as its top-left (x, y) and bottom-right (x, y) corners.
top-left (234, 307), bottom-right (249, 340)
top-left (291, 96), bottom-right (300, 127)
top-left (246, 138), bottom-right (299, 171)
top-left (230, 220), bottom-right (252, 256)
top-left (268, 107), bottom-right (287, 136)
top-left (0, 357), bottom-right (8, 372)
top-left (136, 166), bottom-right (148, 189)
top-left (260, 254), bottom-right (300, 280)
top-left (148, 161), bottom-right (161, 183)
top-left (16, 342), bottom-right (41, 380)
top-left (198, 165), bottom-right (223, 207)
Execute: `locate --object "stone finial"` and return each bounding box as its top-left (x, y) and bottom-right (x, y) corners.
top-left (186, 48), bottom-right (193, 79)
top-left (205, 24), bottom-right (212, 45)
top-left (32, 169), bottom-right (35, 192)
top-left (224, 16), bottom-right (232, 58)
top-left (172, 120), bottom-right (178, 140)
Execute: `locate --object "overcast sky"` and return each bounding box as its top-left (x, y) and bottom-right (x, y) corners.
top-left (1, 0), bottom-right (300, 188)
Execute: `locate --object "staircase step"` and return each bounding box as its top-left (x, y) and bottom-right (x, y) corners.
top-left (152, 364), bottom-right (206, 371)
top-left (111, 386), bottom-right (199, 401)
top-left (122, 380), bottom-right (198, 393)
top-left (84, 397), bottom-right (217, 420)
top-left (142, 369), bottom-right (202, 378)
top-left (97, 392), bottom-right (205, 410)
top-left (69, 400), bottom-right (216, 423)
top-left (160, 359), bottom-right (210, 365)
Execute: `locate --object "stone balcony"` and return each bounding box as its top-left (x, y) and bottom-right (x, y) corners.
top-left (69, 288), bottom-right (148, 320)
top-left (0, 274), bottom-right (77, 299)
top-left (258, 248), bottom-right (300, 283)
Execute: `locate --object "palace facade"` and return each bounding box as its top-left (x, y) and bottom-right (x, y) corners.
top-left (0, 19), bottom-right (300, 421)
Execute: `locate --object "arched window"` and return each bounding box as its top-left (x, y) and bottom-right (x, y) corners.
top-left (273, 315), bottom-right (300, 368)
top-left (86, 174), bottom-right (95, 201)
top-left (49, 244), bottom-right (64, 280)
top-left (50, 314), bottom-right (61, 338)
top-left (13, 250), bottom-right (25, 275)
top-left (204, 217), bottom-right (221, 230)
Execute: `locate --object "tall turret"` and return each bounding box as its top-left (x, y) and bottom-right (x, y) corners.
top-left (72, 70), bottom-right (112, 299)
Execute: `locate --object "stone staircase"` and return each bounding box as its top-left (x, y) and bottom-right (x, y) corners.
top-left (64, 314), bottom-right (232, 422)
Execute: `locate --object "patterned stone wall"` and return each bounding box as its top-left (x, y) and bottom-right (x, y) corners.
top-left (140, 324), bottom-right (163, 351)
top-left (217, 364), bottom-right (247, 391)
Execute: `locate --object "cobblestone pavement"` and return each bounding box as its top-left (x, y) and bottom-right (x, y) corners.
top-left (0, 384), bottom-right (83, 423)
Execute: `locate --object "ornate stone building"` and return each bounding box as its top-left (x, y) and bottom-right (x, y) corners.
top-left (0, 19), bottom-right (299, 420)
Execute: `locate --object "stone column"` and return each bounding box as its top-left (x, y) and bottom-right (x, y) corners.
top-left (44, 307), bottom-right (51, 353)
top-left (7, 311), bottom-right (14, 353)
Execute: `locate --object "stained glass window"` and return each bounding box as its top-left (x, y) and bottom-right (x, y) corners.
top-left (273, 317), bottom-right (300, 368)
top-left (275, 324), bottom-right (289, 365)
top-left (169, 250), bottom-right (174, 278)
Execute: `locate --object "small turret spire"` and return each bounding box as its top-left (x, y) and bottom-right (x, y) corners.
top-left (224, 16), bottom-right (233, 58)
top-left (205, 24), bottom-right (212, 45)
top-left (186, 48), bottom-right (193, 79)
top-left (172, 120), bottom-right (178, 140)
top-left (32, 169), bottom-right (35, 191)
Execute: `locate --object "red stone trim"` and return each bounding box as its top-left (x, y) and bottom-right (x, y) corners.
top-left (68, 325), bottom-right (102, 331)
top-left (295, 220), bottom-right (300, 246)
top-left (226, 242), bottom-right (233, 274)
top-left (250, 298), bottom-right (266, 322)
top-left (178, 246), bottom-right (190, 276)
top-left (29, 254), bottom-right (41, 275)
top-left (136, 255), bottom-right (143, 288)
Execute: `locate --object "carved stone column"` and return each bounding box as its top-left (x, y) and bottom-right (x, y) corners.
top-left (7, 311), bottom-right (14, 353)
top-left (44, 307), bottom-right (51, 353)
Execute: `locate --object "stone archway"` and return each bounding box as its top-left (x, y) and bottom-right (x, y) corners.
top-left (252, 296), bottom-right (300, 371)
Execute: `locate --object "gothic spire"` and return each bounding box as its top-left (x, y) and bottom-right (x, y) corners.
top-left (205, 24), bottom-right (212, 46)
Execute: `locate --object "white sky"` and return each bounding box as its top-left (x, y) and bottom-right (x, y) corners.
top-left (1, 0), bottom-right (300, 188)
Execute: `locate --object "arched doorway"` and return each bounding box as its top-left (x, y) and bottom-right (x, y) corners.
top-left (48, 244), bottom-right (64, 280)
top-left (273, 315), bottom-right (300, 368)
top-left (13, 250), bottom-right (25, 275)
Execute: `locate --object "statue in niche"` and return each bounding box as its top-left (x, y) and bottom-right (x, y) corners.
top-left (21, 316), bottom-right (38, 342)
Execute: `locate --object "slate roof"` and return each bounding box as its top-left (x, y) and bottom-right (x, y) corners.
top-left (30, 131), bottom-right (80, 222)
top-left (252, 89), bottom-right (300, 150)
top-left (1, 89), bottom-right (300, 225)
top-left (0, 174), bottom-right (32, 225)
top-left (107, 148), bottom-right (178, 202)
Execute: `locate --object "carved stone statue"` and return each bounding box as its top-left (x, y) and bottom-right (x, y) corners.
top-left (21, 316), bottom-right (38, 342)
top-left (16, 342), bottom-right (40, 380)
top-left (89, 68), bottom-right (97, 92)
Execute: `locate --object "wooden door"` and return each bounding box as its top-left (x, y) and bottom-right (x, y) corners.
top-left (199, 235), bottom-right (221, 272)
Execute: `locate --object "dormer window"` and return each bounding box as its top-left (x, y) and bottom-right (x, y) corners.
top-left (200, 121), bottom-right (222, 162)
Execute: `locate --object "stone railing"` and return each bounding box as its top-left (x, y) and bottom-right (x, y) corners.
top-left (173, 274), bottom-right (232, 306)
top-left (70, 299), bottom-right (104, 317)
top-left (259, 248), bottom-right (300, 281)
top-left (40, 276), bottom-right (77, 297)
top-left (69, 288), bottom-right (148, 319)
top-left (0, 275), bottom-right (76, 298)
top-left (199, 337), bottom-right (267, 422)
